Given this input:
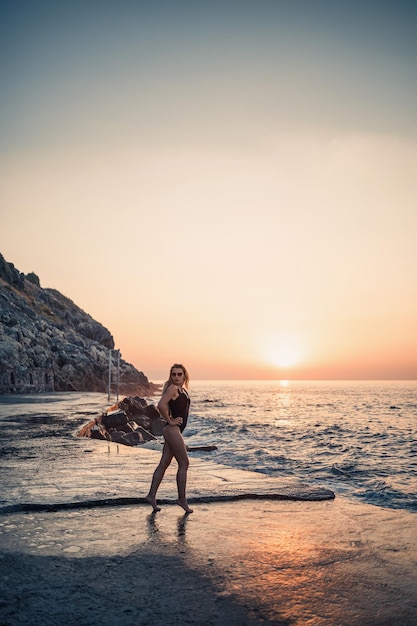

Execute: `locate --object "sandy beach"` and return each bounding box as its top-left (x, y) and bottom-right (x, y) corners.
top-left (1, 445), bottom-right (416, 625)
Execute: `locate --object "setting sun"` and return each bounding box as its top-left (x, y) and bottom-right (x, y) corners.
top-left (262, 332), bottom-right (305, 370)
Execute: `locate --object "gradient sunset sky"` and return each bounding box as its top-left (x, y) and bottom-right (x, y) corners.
top-left (1, 0), bottom-right (416, 381)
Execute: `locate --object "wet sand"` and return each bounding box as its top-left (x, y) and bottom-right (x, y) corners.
top-left (1, 446), bottom-right (416, 625)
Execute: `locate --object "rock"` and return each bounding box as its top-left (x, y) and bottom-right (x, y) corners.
top-left (132, 415), bottom-right (152, 430)
top-left (119, 396), bottom-right (148, 416)
top-left (144, 404), bottom-right (160, 419)
top-left (121, 431), bottom-right (144, 445)
top-left (117, 396), bottom-right (163, 431)
top-left (0, 252), bottom-right (159, 395)
top-left (102, 410), bottom-right (129, 430)
top-left (78, 396), bottom-right (162, 446)
top-left (134, 425), bottom-right (157, 442)
top-left (107, 430), bottom-right (124, 443)
top-left (149, 417), bottom-right (168, 437)
top-left (90, 428), bottom-right (108, 441)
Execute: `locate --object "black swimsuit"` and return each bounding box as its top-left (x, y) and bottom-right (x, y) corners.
top-left (168, 389), bottom-right (190, 433)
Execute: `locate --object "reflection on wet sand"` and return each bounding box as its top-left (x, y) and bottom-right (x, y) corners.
top-left (178, 500), bottom-right (417, 625)
top-left (146, 510), bottom-right (190, 547)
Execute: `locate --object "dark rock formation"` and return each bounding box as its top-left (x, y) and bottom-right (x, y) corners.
top-left (77, 395), bottom-right (164, 445)
top-left (0, 253), bottom-right (158, 395)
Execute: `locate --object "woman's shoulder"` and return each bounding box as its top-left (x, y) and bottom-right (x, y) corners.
top-left (158, 383), bottom-right (176, 403)
top-left (165, 384), bottom-right (180, 399)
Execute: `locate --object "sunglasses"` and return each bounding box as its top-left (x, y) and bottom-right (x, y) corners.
top-left (171, 372), bottom-right (184, 377)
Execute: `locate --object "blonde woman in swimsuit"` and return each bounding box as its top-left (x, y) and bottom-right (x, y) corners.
top-left (145, 363), bottom-right (193, 514)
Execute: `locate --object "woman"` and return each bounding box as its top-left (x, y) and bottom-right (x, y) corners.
top-left (145, 363), bottom-right (193, 514)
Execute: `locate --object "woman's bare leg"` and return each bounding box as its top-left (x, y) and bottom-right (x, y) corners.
top-left (145, 443), bottom-right (173, 511)
top-left (162, 426), bottom-right (193, 514)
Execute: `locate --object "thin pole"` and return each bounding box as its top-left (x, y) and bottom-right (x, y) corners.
top-left (116, 349), bottom-right (120, 401)
top-left (107, 349), bottom-right (112, 401)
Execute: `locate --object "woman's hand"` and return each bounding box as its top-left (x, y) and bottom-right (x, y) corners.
top-left (170, 416), bottom-right (183, 427)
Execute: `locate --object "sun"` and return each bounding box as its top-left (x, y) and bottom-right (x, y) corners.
top-left (262, 332), bottom-right (305, 370)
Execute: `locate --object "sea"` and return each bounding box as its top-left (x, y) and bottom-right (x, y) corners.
top-left (0, 380), bottom-right (416, 513)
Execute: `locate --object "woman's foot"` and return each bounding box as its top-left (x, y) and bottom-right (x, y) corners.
top-left (145, 495), bottom-right (161, 512)
top-left (176, 499), bottom-right (193, 514)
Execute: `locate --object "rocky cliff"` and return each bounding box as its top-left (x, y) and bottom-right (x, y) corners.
top-left (0, 253), bottom-right (157, 395)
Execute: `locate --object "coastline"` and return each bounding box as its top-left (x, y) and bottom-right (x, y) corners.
top-left (1, 447), bottom-right (416, 625)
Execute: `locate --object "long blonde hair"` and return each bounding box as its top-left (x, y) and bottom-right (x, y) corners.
top-left (162, 363), bottom-right (189, 393)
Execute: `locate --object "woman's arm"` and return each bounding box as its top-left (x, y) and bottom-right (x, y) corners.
top-left (158, 384), bottom-right (182, 426)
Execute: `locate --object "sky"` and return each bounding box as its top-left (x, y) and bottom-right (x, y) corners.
top-left (1, 0), bottom-right (416, 381)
